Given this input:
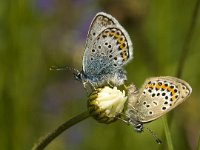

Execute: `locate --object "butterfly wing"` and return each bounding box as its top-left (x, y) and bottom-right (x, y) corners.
top-left (82, 12), bottom-right (133, 86)
top-left (84, 12), bottom-right (118, 48)
top-left (127, 76), bottom-right (192, 123)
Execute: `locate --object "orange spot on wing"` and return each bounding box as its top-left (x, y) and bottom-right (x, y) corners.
top-left (119, 44), bottom-right (124, 49)
top-left (146, 84), bottom-right (154, 90)
top-left (167, 87), bottom-right (171, 91)
top-left (171, 91), bottom-right (175, 96)
top-left (156, 84), bottom-right (161, 89)
top-left (161, 85), bottom-right (167, 90)
top-left (171, 96), bottom-right (177, 101)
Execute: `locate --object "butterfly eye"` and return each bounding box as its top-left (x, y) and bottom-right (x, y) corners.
top-left (134, 123), bottom-right (143, 132)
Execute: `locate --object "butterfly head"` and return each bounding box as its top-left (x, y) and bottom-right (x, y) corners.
top-left (73, 71), bottom-right (82, 81)
top-left (73, 69), bottom-right (87, 81)
top-left (132, 121), bottom-right (144, 132)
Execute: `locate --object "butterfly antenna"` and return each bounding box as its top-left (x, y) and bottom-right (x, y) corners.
top-left (49, 65), bottom-right (67, 71)
top-left (144, 127), bottom-right (162, 144)
top-left (49, 66), bottom-right (80, 73)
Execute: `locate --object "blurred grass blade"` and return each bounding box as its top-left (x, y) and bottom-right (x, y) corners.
top-left (162, 116), bottom-right (174, 150)
top-left (176, 0), bottom-right (200, 78)
top-left (32, 110), bottom-right (90, 150)
top-left (198, 134), bottom-right (200, 150)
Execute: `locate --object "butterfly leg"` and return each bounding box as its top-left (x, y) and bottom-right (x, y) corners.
top-left (82, 81), bottom-right (96, 94)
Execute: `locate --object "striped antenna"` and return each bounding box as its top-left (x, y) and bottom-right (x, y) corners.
top-left (144, 127), bottom-right (162, 144)
top-left (49, 66), bottom-right (79, 73)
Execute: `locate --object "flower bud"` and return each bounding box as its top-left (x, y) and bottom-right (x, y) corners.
top-left (88, 86), bottom-right (127, 124)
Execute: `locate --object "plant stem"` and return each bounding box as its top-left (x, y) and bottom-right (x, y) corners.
top-left (176, 0), bottom-right (200, 78)
top-left (32, 110), bottom-right (90, 150)
top-left (162, 116), bottom-right (174, 150)
top-left (164, 0), bottom-right (200, 148)
top-left (198, 134), bottom-right (200, 150)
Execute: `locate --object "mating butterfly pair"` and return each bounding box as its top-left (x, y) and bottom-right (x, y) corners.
top-left (74, 12), bottom-right (192, 137)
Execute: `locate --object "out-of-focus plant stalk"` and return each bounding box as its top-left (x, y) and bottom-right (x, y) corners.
top-left (176, 0), bottom-right (200, 78)
top-left (163, 0), bottom-right (200, 149)
top-left (32, 110), bottom-right (90, 150)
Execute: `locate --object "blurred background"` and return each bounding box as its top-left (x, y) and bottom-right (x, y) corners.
top-left (0, 0), bottom-right (200, 149)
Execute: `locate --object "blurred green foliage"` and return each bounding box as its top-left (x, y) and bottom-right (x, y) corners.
top-left (0, 0), bottom-right (200, 150)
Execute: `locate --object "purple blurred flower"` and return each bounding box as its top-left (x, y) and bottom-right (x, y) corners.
top-left (36, 0), bottom-right (54, 12)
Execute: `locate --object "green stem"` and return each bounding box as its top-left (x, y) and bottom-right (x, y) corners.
top-left (197, 134), bottom-right (200, 150)
top-left (162, 116), bottom-right (174, 150)
top-left (176, 0), bottom-right (200, 78)
top-left (164, 0), bottom-right (200, 148)
top-left (32, 110), bottom-right (90, 150)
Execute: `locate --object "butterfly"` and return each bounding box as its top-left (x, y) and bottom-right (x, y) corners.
top-left (125, 76), bottom-right (192, 132)
top-left (74, 12), bottom-right (133, 88)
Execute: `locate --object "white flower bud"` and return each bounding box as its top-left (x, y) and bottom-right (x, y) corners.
top-left (88, 86), bottom-right (127, 124)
